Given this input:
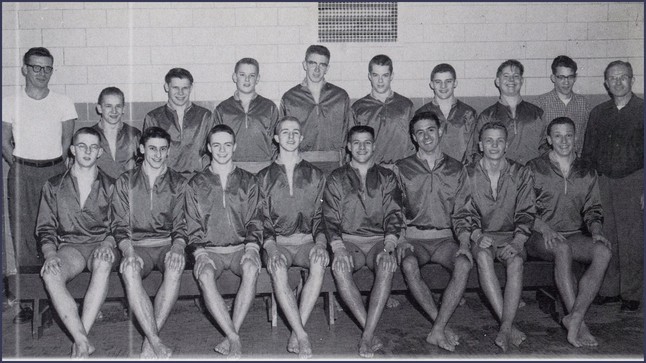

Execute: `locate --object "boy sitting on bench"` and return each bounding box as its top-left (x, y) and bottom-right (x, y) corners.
top-left (323, 125), bottom-right (405, 358)
top-left (37, 127), bottom-right (118, 358)
top-left (112, 127), bottom-right (187, 358)
top-left (185, 125), bottom-right (262, 359)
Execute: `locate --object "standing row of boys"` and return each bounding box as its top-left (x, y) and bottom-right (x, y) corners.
top-left (2, 45), bottom-right (642, 359)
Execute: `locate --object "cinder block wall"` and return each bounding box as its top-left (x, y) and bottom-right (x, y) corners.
top-left (2, 2), bottom-right (643, 112)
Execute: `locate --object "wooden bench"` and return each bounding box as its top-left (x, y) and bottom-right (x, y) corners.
top-left (319, 259), bottom-right (557, 326)
top-left (20, 266), bottom-right (301, 339)
top-left (21, 258), bottom-right (557, 339)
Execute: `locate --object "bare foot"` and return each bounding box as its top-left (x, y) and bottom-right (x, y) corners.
top-left (297, 335), bottom-right (312, 359)
top-left (287, 332), bottom-right (299, 354)
top-left (371, 336), bottom-right (384, 352)
top-left (358, 339), bottom-right (374, 358)
top-left (562, 314), bottom-right (583, 348)
top-left (71, 341), bottom-right (95, 359)
top-left (227, 338), bottom-right (242, 360)
top-left (151, 341), bottom-right (173, 359)
top-left (386, 296), bottom-right (400, 309)
top-left (426, 329), bottom-right (456, 352)
top-left (494, 328), bottom-right (510, 352)
top-left (518, 299), bottom-right (526, 308)
top-left (444, 326), bottom-right (460, 346)
top-left (510, 325), bottom-right (526, 347)
top-left (578, 322), bottom-right (599, 347)
top-left (215, 338), bottom-right (230, 355)
top-left (140, 339), bottom-right (155, 359)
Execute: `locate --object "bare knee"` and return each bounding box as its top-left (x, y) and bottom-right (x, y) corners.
top-left (121, 263), bottom-right (141, 283)
top-left (553, 242), bottom-right (572, 261)
top-left (241, 259), bottom-right (259, 277)
top-left (197, 265), bottom-right (216, 286)
top-left (91, 257), bottom-right (113, 274)
top-left (593, 243), bottom-right (612, 263)
top-left (454, 254), bottom-right (473, 272)
top-left (506, 255), bottom-right (524, 272)
top-left (308, 263), bottom-right (325, 279)
top-left (475, 248), bottom-right (493, 267)
top-left (401, 255), bottom-right (420, 277)
top-left (163, 265), bottom-right (183, 282)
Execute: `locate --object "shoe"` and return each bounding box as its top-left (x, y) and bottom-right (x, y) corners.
top-left (592, 295), bottom-right (621, 305)
top-left (620, 299), bottom-right (640, 312)
top-left (13, 307), bottom-right (33, 324)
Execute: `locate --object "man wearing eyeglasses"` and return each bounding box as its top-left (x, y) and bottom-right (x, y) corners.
top-left (415, 63), bottom-right (478, 164)
top-left (91, 87), bottom-right (141, 179)
top-left (36, 127), bottom-right (118, 358)
top-left (582, 61), bottom-right (644, 312)
top-left (280, 45), bottom-right (352, 154)
top-left (2, 47), bottom-right (77, 324)
top-left (469, 60), bottom-right (545, 165)
top-left (536, 56), bottom-right (591, 155)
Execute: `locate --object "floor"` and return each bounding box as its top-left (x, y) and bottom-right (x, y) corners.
top-left (2, 290), bottom-right (643, 360)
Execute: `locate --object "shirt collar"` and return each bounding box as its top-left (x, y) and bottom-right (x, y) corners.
top-left (431, 97), bottom-right (458, 107)
top-left (165, 102), bottom-right (193, 113)
top-left (233, 90), bottom-right (258, 102)
top-left (300, 78), bottom-right (327, 90)
top-left (369, 89), bottom-right (394, 103)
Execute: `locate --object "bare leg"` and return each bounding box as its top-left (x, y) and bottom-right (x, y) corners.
top-left (122, 263), bottom-right (171, 359)
top-left (142, 264), bottom-right (184, 356)
top-left (474, 248), bottom-right (510, 351)
top-left (197, 265), bottom-right (240, 359)
top-left (42, 249), bottom-right (94, 358)
top-left (427, 255), bottom-right (472, 351)
top-left (287, 259), bottom-right (325, 356)
top-left (269, 263), bottom-right (311, 358)
top-left (333, 266), bottom-right (371, 357)
top-left (360, 259), bottom-right (394, 358)
top-left (500, 255), bottom-right (525, 348)
top-left (562, 240), bottom-right (611, 347)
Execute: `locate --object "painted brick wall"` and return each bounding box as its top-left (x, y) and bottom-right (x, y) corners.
top-left (2, 2), bottom-right (644, 106)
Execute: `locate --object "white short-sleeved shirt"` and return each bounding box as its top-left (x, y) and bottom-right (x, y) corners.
top-left (2, 90), bottom-right (77, 160)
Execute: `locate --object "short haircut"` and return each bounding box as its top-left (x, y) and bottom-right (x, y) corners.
top-left (347, 125), bottom-right (375, 142)
top-left (274, 116), bottom-right (301, 136)
top-left (604, 60), bottom-right (633, 79)
top-left (140, 126), bottom-right (171, 146)
top-left (551, 55), bottom-right (577, 74)
top-left (546, 116), bottom-right (576, 136)
top-left (496, 59), bottom-right (524, 77)
top-left (207, 124), bottom-right (236, 146)
top-left (23, 47), bottom-right (53, 65)
top-left (409, 111), bottom-right (441, 137)
top-left (305, 45), bottom-right (330, 60)
top-left (369, 54), bottom-right (393, 73)
top-left (479, 122), bottom-right (508, 141)
top-left (73, 127), bottom-right (102, 144)
top-left (431, 63), bottom-right (456, 80)
top-left (97, 87), bottom-right (125, 105)
top-left (234, 58), bottom-right (260, 74)
top-left (164, 68), bottom-right (194, 84)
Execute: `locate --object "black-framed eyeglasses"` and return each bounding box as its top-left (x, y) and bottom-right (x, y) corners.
top-left (25, 64), bottom-right (54, 74)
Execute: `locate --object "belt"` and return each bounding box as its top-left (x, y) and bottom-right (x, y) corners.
top-left (13, 156), bottom-right (64, 167)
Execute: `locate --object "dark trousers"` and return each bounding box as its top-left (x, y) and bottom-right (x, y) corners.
top-left (598, 170), bottom-right (644, 301)
top-left (7, 159), bottom-right (65, 271)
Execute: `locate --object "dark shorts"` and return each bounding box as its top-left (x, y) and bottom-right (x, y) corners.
top-left (526, 231), bottom-right (590, 262)
top-left (471, 232), bottom-right (527, 263)
top-left (58, 241), bottom-right (121, 271)
top-left (342, 240), bottom-right (385, 271)
top-left (134, 245), bottom-right (174, 277)
top-left (404, 236), bottom-right (458, 269)
top-left (203, 248), bottom-right (246, 277)
top-left (262, 242), bottom-right (317, 268)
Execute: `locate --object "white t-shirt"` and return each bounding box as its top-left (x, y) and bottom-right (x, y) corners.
top-left (2, 89), bottom-right (77, 160)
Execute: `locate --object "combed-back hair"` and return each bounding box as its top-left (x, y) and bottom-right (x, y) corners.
top-left (23, 47), bottom-right (53, 65)
top-left (546, 117), bottom-right (576, 136)
top-left (164, 68), bottom-right (194, 84)
top-left (431, 63), bottom-right (456, 80)
top-left (604, 60), bottom-right (633, 79)
top-left (496, 59), bottom-right (524, 77)
top-left (409, 111), bottom-right (441, 138)
top-left (140, 127), bottom-right (171, 146)
top-left (369, 54), bottom-right (393, 73)
top-left (347, 125), bottom-right (375, 142)
top-left (97, 86), bottom-right (125, 105)
top-left (479, 121), bottom-right (508, 141)
top-left (73, 127), bottom-right (102, 144)
top-left (305, 45), bottom-right (330, 60)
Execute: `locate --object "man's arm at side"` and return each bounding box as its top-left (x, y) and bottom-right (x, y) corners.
top-left (61, 118), bottom-right (75, 156)
top-left (2, 122), bottom-right (14, 166)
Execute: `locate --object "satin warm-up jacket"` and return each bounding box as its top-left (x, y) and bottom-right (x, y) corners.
top-left (111, 166), bottom-right (188, 249)
top-left (143, 103), bottom-right (214, 176)
top-left (214, 93), bottom-right (279, 162)
top-left (184, 167), bottom-right (262, 252)
top-left (527, 153), bottom-right (603, 233)
top-left (453, 157), bottom-right (536, 239)
top-left (323, 163), bottom-right (405, 251)
top-left (36, 168), bottom-right (116, 251)
top-left (280, 81), bottom-right (352, 152)
top-left (351, 92), bottom-right (415, 164)
top-left (394, 153), bottom-right (470, 230)
top-left (257, 160), bottom-right (327, 249)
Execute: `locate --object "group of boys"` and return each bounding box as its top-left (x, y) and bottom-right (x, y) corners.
top-left (2, 45), bottom-right (642, 359)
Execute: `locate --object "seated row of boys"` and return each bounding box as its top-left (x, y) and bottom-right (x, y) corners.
top-left (36, 110), bottom-right (610, 358)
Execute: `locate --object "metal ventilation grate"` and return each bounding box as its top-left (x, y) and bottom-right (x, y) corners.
top-left (318, 2), bottom-right (398, 43)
